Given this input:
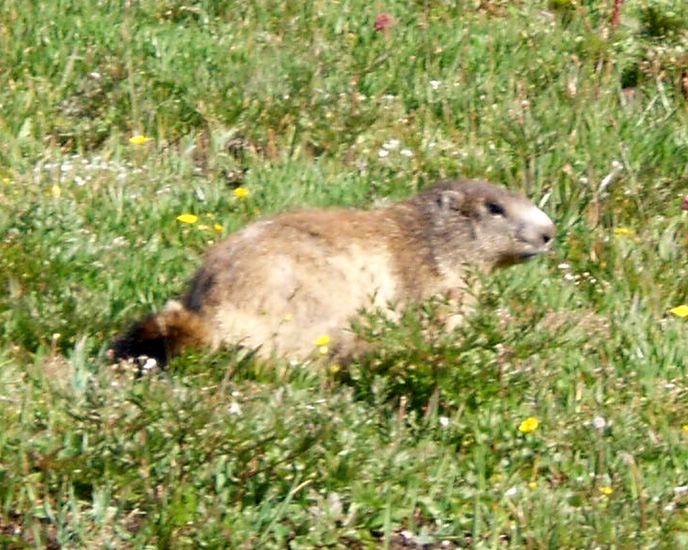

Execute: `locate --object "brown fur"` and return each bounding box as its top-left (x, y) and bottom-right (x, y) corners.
top-left (111, 179), bottom-right (555, 365)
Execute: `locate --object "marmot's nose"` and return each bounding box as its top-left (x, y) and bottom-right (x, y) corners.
top-left (540, 223), bottom-right (555, 246)
top-left (521, 206), bottom-right (555, 249)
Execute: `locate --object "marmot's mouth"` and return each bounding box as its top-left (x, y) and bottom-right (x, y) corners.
top-left (494, 249), bottom-right (544, 268)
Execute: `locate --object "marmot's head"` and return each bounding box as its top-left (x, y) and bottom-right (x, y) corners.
top-left (417, 179), bottom-right (555, 269)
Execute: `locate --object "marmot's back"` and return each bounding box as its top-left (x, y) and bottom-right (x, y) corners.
top-left (111, 179), bottom-right (555, 366)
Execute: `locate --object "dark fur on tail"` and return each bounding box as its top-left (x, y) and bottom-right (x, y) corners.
top-left (110, 314), bottom-right (173, 366)
top-left (110, 303), bottom-right (209, 367)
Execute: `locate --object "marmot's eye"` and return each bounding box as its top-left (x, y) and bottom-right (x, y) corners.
top-left (486, 201), bottom-right (505, 216)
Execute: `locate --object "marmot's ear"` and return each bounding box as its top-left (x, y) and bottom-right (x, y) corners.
top-left (438, 189), bottom-right (465, 213)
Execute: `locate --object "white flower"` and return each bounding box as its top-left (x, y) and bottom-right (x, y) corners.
top-left (673, 485), bottom-right (688, 495)
top-left (439, 416), bottom-right (449, 427)
top-left (592, 416), bottom-right (607, 430)
top-left (400, 530), bottom-right (416, 542)
top-left (430, 80), bottom-right (441, 90)
top-left (142, 357), bottom-right (157, 371)
top-left (327, 492), bottom-right (343, 517)
top-left (228, 402), bottom-right (242, 415)
top-left (383, 139), bottom-right (400, 150)
top-left (504, 486), bottom-right (518, 498)
top-left (378, 148), bottom-right (390, 158)
top-left (400, 148), bottom-right (414, 158)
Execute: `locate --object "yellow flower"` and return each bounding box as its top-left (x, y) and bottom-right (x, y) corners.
top-left (314, 335), bottom-right (331, 347)
top-left (213, 223), bottom-right (224, 233)
top-left (318, 346), bottom-right (329, 355)
top-left (1, 177), bottom-right (10, 184)
top-left (176, 214), bottom-right (198, 224)
top-left (682, 424), bottom-right (688, 433)
top-left (233, 187), bottom-right (250, 199)
top-left (598, 486), bottom-right (614, 496)
top-left (614, 227), bottom-right (634, 237)
top-left (528, 481), bottom-right (537, 490)
top-left (670, 305), bottom-right (688, 318)
top-left (518, 416), bottom-right (540, 434)
top-left (51, 184), bottom-right (61, 199)
top-left (129, 135), bottom-right (153, 145)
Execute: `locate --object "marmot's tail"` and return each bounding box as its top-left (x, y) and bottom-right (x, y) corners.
top-left (110, 301), bottom-right (210, 367)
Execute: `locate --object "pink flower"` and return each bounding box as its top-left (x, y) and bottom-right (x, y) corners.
top-left (682, 196), bottom-right (688, 211)
top-left (611, 0), bottom-right (624, 27)
top-left (374, 13), bottom-right (395, 33)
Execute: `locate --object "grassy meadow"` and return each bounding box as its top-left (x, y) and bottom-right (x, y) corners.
top-left (2, 0), bottom-right (688, 547)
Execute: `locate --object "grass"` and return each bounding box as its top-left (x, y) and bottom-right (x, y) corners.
top-left (2, 0), bottom-right (688, 547)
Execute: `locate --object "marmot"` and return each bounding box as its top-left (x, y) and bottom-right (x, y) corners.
top-left (111, 179), bottom-right (555, 366)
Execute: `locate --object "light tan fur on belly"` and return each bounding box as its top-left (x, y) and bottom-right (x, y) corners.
top-left (209, 238), bottom-right (399, 359)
